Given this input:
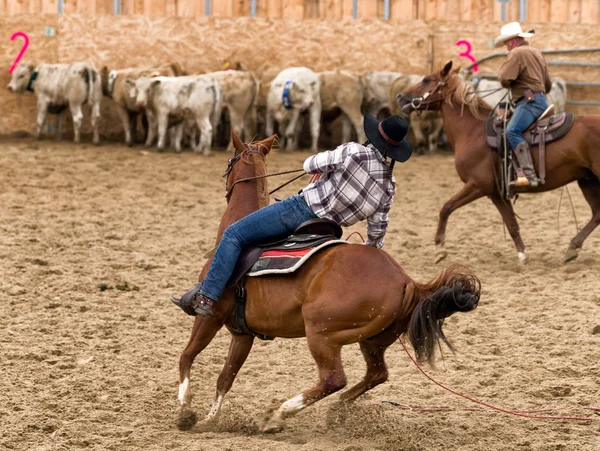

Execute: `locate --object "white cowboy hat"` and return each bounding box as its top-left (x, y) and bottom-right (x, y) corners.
top-left (494, 22), bottom-right (535, 48)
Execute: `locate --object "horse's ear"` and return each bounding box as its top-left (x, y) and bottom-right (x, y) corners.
top-left (232, 129), bottom-right (245, 153)
top-left (441, 61), bottom-right (453, 77)
top-left (258, 134), bottom-right (277, 155)
top-left (452, 64), bottom-right (462, 74)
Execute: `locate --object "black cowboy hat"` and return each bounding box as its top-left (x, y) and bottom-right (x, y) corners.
top-left (364, 113), bottom-right (412, 162)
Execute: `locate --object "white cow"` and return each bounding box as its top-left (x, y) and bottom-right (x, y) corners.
top-left (363, 70), bottom-right (403, 116)
top-left (8, 62), bottom-right (102, 144)
top-left (206, 70), bottom-right (260, 150)
top-left (126, 75), bottom-right (222, 155)
top-left (100, 64), bottom-right (185, 146)
top-left (266, 67), bottom-right (321, 151)
top-left (469, 76), bottom-right (568, 113)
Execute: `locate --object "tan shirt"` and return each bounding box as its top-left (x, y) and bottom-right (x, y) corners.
top-left (498, 42), bottom-right (552, 101)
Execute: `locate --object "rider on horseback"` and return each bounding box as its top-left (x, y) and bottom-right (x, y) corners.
top-left (172, 115), bottom-right (413, 317)
top-left (495, 22), bottom-right (552, 188)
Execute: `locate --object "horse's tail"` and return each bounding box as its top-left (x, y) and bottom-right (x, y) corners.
top-left (402, 264), bottom-right (480, 364)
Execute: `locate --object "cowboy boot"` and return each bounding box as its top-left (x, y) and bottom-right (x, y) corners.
top-left (513, 141), bottom-right (539, 188)
top-left (171, 283), bottom-right (216, 317)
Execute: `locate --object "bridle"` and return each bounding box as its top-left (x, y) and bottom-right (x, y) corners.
top-left (224, 144), bottom-right (305, 203)
top-left (408, 81), bottom-right (447, 111)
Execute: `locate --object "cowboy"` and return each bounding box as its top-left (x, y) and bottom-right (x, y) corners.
top-left (495, 22), bottom-right (552, 187)
top-left (172, 114), bottom-right (412, 317)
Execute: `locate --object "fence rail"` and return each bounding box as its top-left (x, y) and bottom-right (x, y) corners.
top-left (1, 0), bottom-right (599, 23)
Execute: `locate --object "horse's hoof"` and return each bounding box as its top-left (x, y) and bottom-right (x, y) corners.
top-left (434, 248), bottom-right (448, 264)
top-left (564, 248), bottom-right (579, 263)
top-left (261, 420), bottom-right (284, 434)
top-left (177, 408), bottom-right (198, 431)
top-left (517, 252), bottom-right (527, 263)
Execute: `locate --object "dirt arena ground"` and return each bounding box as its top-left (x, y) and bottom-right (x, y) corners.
top-left (1, 137), bottom-right (599, 451)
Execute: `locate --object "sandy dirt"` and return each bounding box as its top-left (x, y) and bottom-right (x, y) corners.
top-left (1, 138), bottom-right (599, 451)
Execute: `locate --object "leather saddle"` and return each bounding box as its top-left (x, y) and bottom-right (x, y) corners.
top-left (226, 218), bottom-right (343, 341)
top-left (487, 111), bottom-right (574, 150)
top-left (227, 218), bottom-right (342, 288)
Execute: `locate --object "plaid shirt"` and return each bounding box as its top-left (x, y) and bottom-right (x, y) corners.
top-left (302, 142), bottom-right (396, 248)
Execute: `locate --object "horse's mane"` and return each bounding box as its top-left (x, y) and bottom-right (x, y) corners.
top-left (445, 74), bottom-right (492, 120)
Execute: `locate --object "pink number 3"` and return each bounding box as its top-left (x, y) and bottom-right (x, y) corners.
top-left (456, 40), bottom-right (478, 72)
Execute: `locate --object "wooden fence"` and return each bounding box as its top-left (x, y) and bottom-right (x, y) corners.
top-left (1, 0), bottom-right (599, 23)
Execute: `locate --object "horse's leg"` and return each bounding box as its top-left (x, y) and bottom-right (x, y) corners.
top-left (490, 194), bottom-right (527, 262)
top-left (564, 175), bottom-right (600, 262)
top-left (339, 340), bottom-right (389, 402)
top-left (435, 182), bottom-right (486, 262)
top-left (262, 335), bottom-right (346, 433)
top-left (177, 316), bottom-right (225, 430)
top-left (197, 333), bottom-right (255, 428)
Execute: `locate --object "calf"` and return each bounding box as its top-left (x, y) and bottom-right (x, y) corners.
top-left (206, 70), bottom-right (260, 150)
top-left (8, 62), bottom-right (102, 144)
top-left (318, 70), bottom-right (367, 143)
top-left (266, 67), bottom-right (321, 151)
top-left (100, 63), bottom-right (185, 146)
top-left (363, 70), bottom-right (403, 116)
top-left (126, 75), bottom-right (222, 155)
top-left (391, 74), bottom-right (444, 154)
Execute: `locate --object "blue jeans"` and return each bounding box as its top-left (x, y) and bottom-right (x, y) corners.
top-left (506, 95), bottom-right (548, 149)
top-left (199, 194), bottom-right (318, 301)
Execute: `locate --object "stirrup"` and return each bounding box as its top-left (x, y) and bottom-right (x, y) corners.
top-left (513, 176), bottom-right (530, 187)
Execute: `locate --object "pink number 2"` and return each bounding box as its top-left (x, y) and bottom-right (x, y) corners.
top-left (456, 39), bottom-right (478, 72)
top-left (9, 32), bottom-right (30, 74)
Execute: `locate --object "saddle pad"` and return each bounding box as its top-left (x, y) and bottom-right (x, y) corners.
top-left (247, 240), bottom-right (347, 277)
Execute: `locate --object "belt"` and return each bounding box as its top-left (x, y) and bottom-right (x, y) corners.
top-left (516, 91), bottom-right (544, 103)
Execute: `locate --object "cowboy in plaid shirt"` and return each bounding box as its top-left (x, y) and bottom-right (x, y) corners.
top-left (173, 114), bottom-right (412, 317)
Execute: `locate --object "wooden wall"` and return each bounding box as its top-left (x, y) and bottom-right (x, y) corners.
top-left (1, 0), bottom-right (600, 24)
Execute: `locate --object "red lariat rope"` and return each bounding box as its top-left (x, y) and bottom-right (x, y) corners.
top-left (396, 337), bottom-right (597, 422)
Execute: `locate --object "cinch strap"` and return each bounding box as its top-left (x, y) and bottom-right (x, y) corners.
top-left (282, 80), bottom-right (293, 110)
top-left (378, 123), bottom-right (402, 146)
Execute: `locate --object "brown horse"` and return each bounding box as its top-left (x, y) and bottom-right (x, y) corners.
top-left (176, 131), bottom-right (480, 433)
top-left (398, 61), bottom-right (600, 263)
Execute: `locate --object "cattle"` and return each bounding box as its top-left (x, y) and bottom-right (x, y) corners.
top-left (126, 75), bottom-right (223, 155)
top-left (100, 63), bottom-right (185, 146)
top-left (318, 70), bottom-right (367, 143)
top-left (469, 76), bottom-right (568, 113)
top-left (206, 69), bottom-right (260, 150)
top-left (391, 74), bottom-right (445, 154)
top-left (363, 70), bottom-right (403, 116)
top-left (8, 62), bottom-right (102, 144)
top-left (266, 67), bottom-right (321, 151)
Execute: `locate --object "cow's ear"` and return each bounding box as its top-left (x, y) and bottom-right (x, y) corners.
top-left (310, 80), bottom-right (317, 87)
top-left (124, 78), bottom-right (135, 87)
top-left (441, 61), bottom-right (453, 77)
top-left (151, 79), bottom-right (161, 88)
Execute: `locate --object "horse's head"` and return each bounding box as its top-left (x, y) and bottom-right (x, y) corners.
top-left (397, 61), bottom-right (458, 114)
top-left (224, 131), bottom-right (277, 205)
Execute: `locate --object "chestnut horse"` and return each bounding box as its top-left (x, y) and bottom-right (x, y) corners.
top-left (176, 131), bottom-right (480, 433)
top-left (399, 61), bottom-right (600, 263)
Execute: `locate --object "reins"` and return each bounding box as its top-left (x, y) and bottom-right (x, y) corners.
top-left (224, 145), bottom-right (306, 202)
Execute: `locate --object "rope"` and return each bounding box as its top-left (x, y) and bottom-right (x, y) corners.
top-left (397, 337), bottom-right (597, 422)
top-left (344, 231), bottom-right (365, 243)
top-left (226, 168), bottom-right (305, 199)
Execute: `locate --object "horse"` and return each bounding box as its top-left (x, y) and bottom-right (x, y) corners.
top-left (398, 61), bottom-right (600, 263)
top-left (174, 130), bottom-right (480, 433)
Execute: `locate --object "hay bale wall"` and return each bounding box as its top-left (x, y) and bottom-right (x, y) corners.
top-left (1, 15), bottom-right (599, 137)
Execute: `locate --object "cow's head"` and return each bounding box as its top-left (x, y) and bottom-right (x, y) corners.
top-left (125, 77), bottom-right (160, 108)
top-left (289, 80), bottom-right (318, 109)
top-left (8, 64), bottom-right (34, 93)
